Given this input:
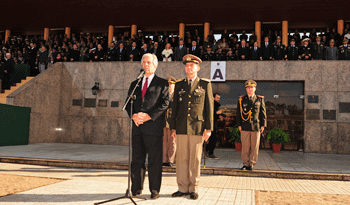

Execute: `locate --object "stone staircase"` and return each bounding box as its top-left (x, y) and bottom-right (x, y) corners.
top-left (0, 76), bottom-right (34, 104)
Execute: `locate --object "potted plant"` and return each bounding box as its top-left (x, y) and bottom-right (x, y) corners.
top-left (267, 127), bottom-right (290, 153)
top-left (229, 127), bottom-right (242, 152)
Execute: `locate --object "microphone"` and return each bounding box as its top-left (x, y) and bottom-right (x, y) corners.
top-left (136, 69), bottom-right (145, 80)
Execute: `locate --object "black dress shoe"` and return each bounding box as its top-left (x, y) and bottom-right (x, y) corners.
top-left (246, 166), bottom-right (253, 170)
top-left (240, 166), bottom-right (247, 170)
top-left (132, 190), bottom-right (142, 196)
top-left (151, 191), bottom-right (160, 199)
top-left (190, 192), bottom-right (199, 200)
top-left (172, 191), bottom-right (186, 197)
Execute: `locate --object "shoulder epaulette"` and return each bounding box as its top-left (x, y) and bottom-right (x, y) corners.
top-left (239, 95), bottom-right (245, 99)
top-left (200, 78), bottom-right (211, 82)
top-left (340, 45), bottom-right (344, 48)
top-left (176, 78), bottom-right (184, 83)
top-left (257, 95), bottom-right (265, 99)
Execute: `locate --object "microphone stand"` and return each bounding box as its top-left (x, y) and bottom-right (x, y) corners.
top-left (94, 74), bottom-right (146, 205)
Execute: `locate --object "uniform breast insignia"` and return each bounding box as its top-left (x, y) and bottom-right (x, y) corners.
top-left (195, 86), bottom-right (205, 93)
top-left (255, 102), bottom-right (260, 106)
top-left (179, 89), bottom-right (185, 101)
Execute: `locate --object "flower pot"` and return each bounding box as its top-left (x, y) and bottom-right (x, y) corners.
top-left (272, 143), bottom-right (282, 153)
top-left (234, 142), bottom-right (242, 152)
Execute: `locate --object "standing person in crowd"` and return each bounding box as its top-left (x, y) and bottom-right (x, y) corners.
top-left (339, 38), bottom-right (350, 60)
top-left (285, 39), bottom-right (299, 60)
top-left (38, 46), bottom-right (48, 73)
top-left (173, 40), bottom-right (187, 61)
top-left (28, 42), bottom-right (37, 76)
top-left (311, 36), bottom-right (325, 60)
top-left (238, 40), bottom-right (250, 60)
top-left (140, 43), bottom-right (150, 57)
top-left (261, 37), bottom-right (274, 60)
top-left (106, 42), bottom-right (117, 61)
top-left (116, 43), bottom-right (127, 61)
top-left (240, 30), bottom-right (248, 41)
top-left (150, 42), bottom-right (163, 62)
top-left (170, 54), bottom-right (213, 200)
top-left (325, 39), bottom-right (338, 60)
top-left (94, 44), bottom-right (104, 61)
top-left (236, 80), bottom-right (267, 171)
top-left (250, 42), bottom-right (262, 60)
top-left (206, 93), bottom-right (225, 159)
top-left (162, 43), bottom-right (173, 62)
top-left (163, 76), bottom-right (177, 167)
top-left (202, 45), bottom-right (215, 61)
top-left (125, 53), bottom-right (169, 200)
top-left (70, 44), bottom-right (80, 62)
top-left (3, 53), bottom-right (15, 89)
top-left (189, 41), bottom-right (201, 57)
top-left (273, 36), bottom-right (285, 60)
top-left (128, 41), bottom-right (141, 61)
top-left (300, 39), bottom-right (312, 60)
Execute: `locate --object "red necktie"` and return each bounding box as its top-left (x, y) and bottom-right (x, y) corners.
top-left (142, 77), bottom-right (148, 99)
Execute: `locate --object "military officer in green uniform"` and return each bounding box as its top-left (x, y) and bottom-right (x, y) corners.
top-left (339, 38), bottom-right (350, 60)
top-left (170, 54), bottom-right (214, 200)
top-left (236, 80), bottom-right (267, 170)
top-left (273, 36), bottom-right (286, 60)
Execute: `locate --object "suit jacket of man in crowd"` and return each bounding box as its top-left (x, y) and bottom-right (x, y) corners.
top-left (238, 46), bottom-right (250, 60)
top-left (189, 46), bottom-right (201, 58)
top-left (249, 47), bottom-right (261, 60)
top-left (128, 47), bottom-right (141, 61)
top-left (261, 42), bottom-right (274, 60)
top-left (173, 46), bottom-right (188, 61)
top-left (150, 47), bottom-right (163, 62)
top-left (116, 48), bottom-right (127, 61)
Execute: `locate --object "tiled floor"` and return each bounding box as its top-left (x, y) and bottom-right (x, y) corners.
top-left (0, 162), bottom-right (349, 205)
top-left (0, 143), bottom-right (349, 174)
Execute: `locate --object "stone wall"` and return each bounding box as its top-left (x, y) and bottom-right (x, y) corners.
top-left (7, 61), bottom-right (350, 154)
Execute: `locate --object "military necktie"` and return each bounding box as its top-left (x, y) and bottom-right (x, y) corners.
top-left (189, 79), bottom-right (192, 87)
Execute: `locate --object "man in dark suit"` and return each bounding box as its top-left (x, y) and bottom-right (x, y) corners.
top-left (249, 42), bottom-right (262, 60)
top-left (106, 42), bottom-right (117, 61)
top-left (150, 42), bottom-right (163, 61)
top-left (128, 41), bottom-right (141, 61)
top-left (140, 43), bottom-right (151, 57)
top-left (173, 40), bottom-right (187, 61)
top-left (238, 40), bottom-right (250, 60)
top-left (125, 53), bottom-right (170, 200)
top-left (116, 43), bottom-right (127, 61)
top-left (261, 37), bottom-right (274, 60)
top-left (189, 41), bottom-right (201, 57)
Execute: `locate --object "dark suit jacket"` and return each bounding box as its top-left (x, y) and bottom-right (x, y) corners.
top-left (126, 75), bottom-right (170, 136)
top-left (189, 46), bottom-right (201, 57)
top-left (238, 46), bottom-right (250, 60)
top-left (173, 46), bottom-right (187, 61)
top-left (150, 48), bottom-right (163, 61)
top-left (261, 43), bottom-right (274, 60)
top-left (250, 47), bottom-right (261, 60)
top-left (116, 48), bottom-right (127, 61)
top-left (128, 47), bottom-right (141, 61)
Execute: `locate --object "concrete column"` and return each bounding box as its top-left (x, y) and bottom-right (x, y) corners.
top-left (179, 23), bottom-right (185, 40)
top-left (5, 30), bottom-right (11, 43)
top-left (255, 21), bottom-right (261, 46)
top-left (108, 25), bottom-right (114, 47)
top-left (44, 28), bottom-right (49, 41)
top-left (338, 20), bottom-right (344, 35)
top-left (65, 27), bottom-right (71, 39)
top-left (204, 22), bottom-right (210, 40)
top-left (131, 24), bottom-right (137, 39)
top-left (282, 21), bottom-right (288, 47)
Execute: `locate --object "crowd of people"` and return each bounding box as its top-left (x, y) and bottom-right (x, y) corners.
top-left (1, 25), bottom-right (350, 90)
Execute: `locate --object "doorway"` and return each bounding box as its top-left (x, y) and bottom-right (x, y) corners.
top-left (212, 81), bottom-right (304, 151)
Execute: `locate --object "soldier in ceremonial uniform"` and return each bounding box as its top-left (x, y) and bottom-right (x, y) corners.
top-left (285, 39), bottom-right (299, 60)
top-left (325, 39), bottom-right (338, 60)
top-left (215, 47), bottom-right (225, 61)
top-left (106, 42), bottom-right (117, 61)
top-left (300, 38), bottom-right (312, 60)
top-left (339, 38), bottom-right (350, 60)
top-left (226, 49), bottom-right (237, 61)
top-left (236, 80), bottom-right (267, 170)
top-left (170, 54), bottom-right (214, 200)
top-left (311, 35), bottom-right (325, 60)
top-left (201, 45), bottom-right (215, 61)
top-left (273, 36), bottom-right (286, 60)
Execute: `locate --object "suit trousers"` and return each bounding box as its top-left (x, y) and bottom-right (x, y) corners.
top-left (163, 127), bottom-right (176, 163)
top-left (206, 128), bottom-right (217, 155)
top-left (176, 134), bottom-right (203, 193)
top-left (241, 131), bottom-right (260, 167)
top-left (131, 133), bottom-right (163, 194)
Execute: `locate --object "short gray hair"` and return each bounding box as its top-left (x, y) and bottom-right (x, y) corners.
top-left (141, 53), bottom-right (158, 68)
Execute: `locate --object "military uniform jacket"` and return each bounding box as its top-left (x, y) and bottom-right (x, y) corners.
top-left (215, 52), bottom-right (225, 61)
top-left (311, 42), bottom-right (325, 60)
top-left (236, 95), bottom-right (267, 132)
top-left (300, 46), bottom-right (312, 60)
top-left (201, 52), bottom-right (215, 61)
top-left (106, 47), bottom-right (117, 61)
top-left (339, 45), bottom-right (350, 60)
top-left (286, 45), bottom-right (299, 60)
top-left (273, 44), bottom-right (286, 60)
top-left (169, 77), bottom-right (214, 135)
